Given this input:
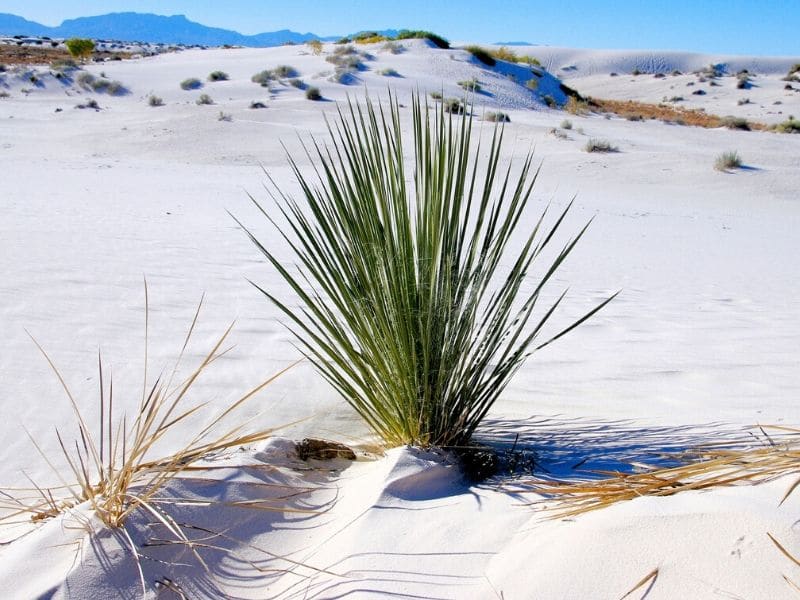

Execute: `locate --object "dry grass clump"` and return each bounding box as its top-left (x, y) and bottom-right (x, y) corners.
top-left (488, 46), bottom-right (542, 67)
top-left (238, 93), bottom-right (613, 448)
top-left (381, 41), bottom-right (404, 54)
top-left (521, 426), bottom-right (800, 519)
top-left (353, 31), bottom-right (388, 44)
top-left (720, 115), bottom-right (751, 131)
top-left (196, 93), bottom-right (214, 105)
top-left (584, 138), bottom-right (618, 153)
top-left (560, 119), bottom-right (573, 130)
top-left (715, 150), bottom-right (742, 171)
top-left (306, 39), bottom-right (323, 55)
top-left (0, 297), bottom-right (292, 531)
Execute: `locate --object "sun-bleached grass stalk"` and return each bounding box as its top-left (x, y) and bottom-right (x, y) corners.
top-left (239, 92), bottom-right (614, 448)
top-left (1, 293), bottom-right (294, 530)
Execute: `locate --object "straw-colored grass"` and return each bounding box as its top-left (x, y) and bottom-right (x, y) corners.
top-left (522, 426), bottom-right (800, 518)
top-left (238, 93), bottom-right (614, 448)
top-left (0, 293), bottom-right (294, 530)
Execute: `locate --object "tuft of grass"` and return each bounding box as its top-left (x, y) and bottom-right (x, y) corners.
top-left (526, 78), bottom-right (539, 91)
top-left (560, 119), bottom-right (573, 130)
top-left (207, 70), bottom-right (229, 82)
top-left (236, 93), bottom-right (614, 448)
top-left (443, 97), bottom-right (464, 114)
top-left (429, 91), bottom-right (443, 101)
top-left (379, 68), bottom-right (400, 77)
top-left (249, 100), bottom-right (267, 109)
top-left (306, 39), bottom-right (323, 55)
top-left (484, 111), bottom-right (510, 122)
top-left (720, 115), bottom-right (751, 131)
top-left (251, 70), bottom-right (274, 87)
top-left (148, 94), bottom-right (164, 107)
top-left (273, 65), bottom-right (298, 78)
top-left (180, 77), bottom-right (203, 90)
top-left (457, 78), bottom-right (481, 92)
top-left (381, 41), bottom-right (404, 54)
top-left (75, 98), bottom-right (100, 110)
top-left (288, 78), bottom-right (305, 89)
top-left (542, 94), bottom-right (557, 108)
top-left (1, 295), bottom-right (292, 532)
top-left (305, 86), bottom-right (322, 101)
top-left (584, 138), bottom-right (618, 153)
top-left (715, 150), bottom-right (742, 171)
top-left (196, 93), bottom-right (214, 105)
top-left (464, 45), bottom-right (496, 67)
top-left (218, 111), bottom-right (232, 121)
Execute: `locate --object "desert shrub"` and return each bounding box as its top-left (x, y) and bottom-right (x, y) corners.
top-left (465, 45), bottom-right (496, 66)
top-left (549, 127), bottom-right (568, 139)
top-left (789, 63), bottom-right (800, 76)
top-left (288, 78), bottom-right (305, 88)
top-left (516, 54), bottom-right (542, 67)
top-left (737, 97), bottom-right (751, 106)
top-left (148, 94), bottom-right (164, 107)
top-left (335, 37), bottom-right (352, 44)
top-left (50, 58), bottom-right (77, 72)
top-left (443, 98), bottom-right (464, 114)
top-left (354, 32), bottom-right (388, 44)
top-left (485, 111), bottom-right (510, 122)
top-left (75, 98), bottom-right (100, 110)
top-left (653, 72), bottom-right (665, 79)
top-left (196, 93), bottom-right (214, 105)
top-left (566, 96), bottom-right (590, 114)
top-left (218, 111), bottom-right (232, 121)
top-left (251, 70), bottom-right (274, 86)
top-left (379, 68), bottom-right (400, 77)
top-left (249, 100), bottom-right (267, 109)
top-left (458, 78), bottom-right (481, 92)
top-left (490, 46), bottom-right (518, 62)
top-left (526, 78), bottom-right (539, 91)
top-left (305, 86), bottom-right (322, 100)
top-left (714, 151), bottom-right (741, 171)
top-left (736, 73), bottom-right (751, 89)
top-left (632, 68), bottom-right (643, 76)
top-left (721, 116), bottom-right (751, 130)
top-left (0, 91), bottom-right (9, 98)
top-left (306, 39), bottom-right (323, 55)
top-left (208, 70), bottom-right (229, 81)
top-left (666, 95), bottom-right (684, 102)
top-left (395, 30), bottom-right (449, 49)
top-left (773, 117), bottom-right (800, 133)
top-left (584, 138), bottom-right (618, 152)
top-left (381, 41), bottom-right (404, 54)
top-left (609, 72), bottom-right (618, 77)
top-left (106, 80), bottom-right (126, 95)
top-left (692, 89), bottom-right (706, 95)
top-left (430, 91), bottom-right (443, 101)
top-left (273, 65), bottom-right (298, 78)
top-left (542, 94), bottom-right (557, 108)
top-left (180, 77), bottom-right (203, 90)
top-left (332, 44), bottom-right (358, 56)
top-left (76, 70), bottom-right (95, 88)
top-left (238, 93), bottom-right (612, 447)
top-left (672, 69), bottom-right (683, 76)
top-left (65, 37), bottom-right (95, 61)
top-left (560, 119), bottom-right (573, 129)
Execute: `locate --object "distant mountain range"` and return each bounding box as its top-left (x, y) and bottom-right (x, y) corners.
top-left (0, 12), bottom-right (350, 46)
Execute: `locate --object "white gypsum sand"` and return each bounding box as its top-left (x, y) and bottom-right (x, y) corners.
top-left (0, 39), bottom-right (798, 599)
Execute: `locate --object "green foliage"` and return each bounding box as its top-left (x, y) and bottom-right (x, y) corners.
top-left (714, 150), bottom-right (741, 171)
top-left (180, 77), bottom-right (203, 90)
top-left (305, 86), bottom-right (322, 100)
top-left (464, 45), bottom-right (496, 66)
top-left (379, 68), bottom-right (401, 77)
top-left (251, 70), bottom-right (274, 86)
top-left (208, 70), bottom-right (229, 82)
top-left (773, 117), bottom-right (800, 133)
top-left (239, 94), bottom-right (613, 447)
top-left (395, 30), bottom-right (449, 49)
top-left (65, 38), bottom-right (95, 60)
top-left (525, 78), bottom-right (539, 91)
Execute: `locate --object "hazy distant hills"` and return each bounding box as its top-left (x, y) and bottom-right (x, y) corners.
top-left (0, 12), bottom-right (344, 46)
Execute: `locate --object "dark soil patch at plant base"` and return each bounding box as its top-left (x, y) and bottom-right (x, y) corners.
top-left (295, 438), bottom-right (357, 461)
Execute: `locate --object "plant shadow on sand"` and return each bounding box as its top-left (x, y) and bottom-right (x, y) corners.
top-left (473, 415), bottom-right (753, 481)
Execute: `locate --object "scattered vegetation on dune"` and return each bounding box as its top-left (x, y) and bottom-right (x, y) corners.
top-left (148, 94), bottom-right (164, 107)
top-left (180, 77), bottom-right (203, 90)
top-left (251, 70), bottom-right (275, 86)
top-left (237, 93), bottom-right (613, 448)
top-left (379, 67), bottom-right (400, 77)
top-left (65, 37), bottom-right (95, 61)
top-left (306, 39), bottom-right (323, 55)
top-left (381, 41), bottom-right (404, 54)
top-left (560, 119), bottom-right (573, 130)
top-left (305, 86), bottom-right (322, 100)
top-left (772, 117), bottom-right (800, 133)
top-left (484, 111), bottom-right (510, 122)
top-left (464, 45), bottom-right (496, 66)
top-left (584, 138), bottom-right (618, 153)
top-left (353, 31), bottom-right (389, 44)
top-left (196, 93), bottom-right (214, 105)
top-left (488, 46), bottom-right (542, 67)
top-left (715, 150), bottom-right (742, 171)
top-left (207, 70), bottom-right (229, 82)
top-left (457, 78), bottom-right (481, 92)
top-left (394, 30), bottom-right (449, 49)
top-left (443, 97), bottom-right (465, 114)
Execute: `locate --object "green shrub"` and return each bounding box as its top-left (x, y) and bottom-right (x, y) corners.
top-left (395, 30), bottom-right (449, 49)
top-left (773, 117), bottom-right (800, 133)
top-left (484, 111), bottom-right (510, 122)
top-left (208, 70), bottom-right (229, 82)
top-left (180, 77), bottom-right (203, 90)
top-left (196, 93), bottom-right (214, 105)
top-left (584, 138), bottom-right (618, 152)
top-left (305, 86), bottom-right (322, 100)
top-left (65, 38), bottom-right (95, 61)
top-left (148, 94), bottom-right (164, 107)
top-left (458, 78), bottom-right (481, 92)
top-left (430, 91), bottom-right (443, 101)
top-left (288, 78), bottom-right (305, 89)
top-left (379, 68), bottom-right (400, 77)
top-left (273, 65), bottom-right (298, 78)
top-left (714, 151), bottom-right (741, 171)
top-left (526, 78), bottom-right (539, 91)
top-left (251, 70), bottom-right (274, 86)
top-left (464, 45), bottom-right (496, 67)
top-left (76, 71), bottom-right (95, 88)
top-left (238, 93), bottom-right (612, 447)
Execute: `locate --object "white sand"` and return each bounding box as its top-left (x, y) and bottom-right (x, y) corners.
top-left (0, 40), bottom-right (798, 598)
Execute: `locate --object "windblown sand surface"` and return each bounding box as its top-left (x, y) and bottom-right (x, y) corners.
top-left (0, 39), bottom-right (798, 598)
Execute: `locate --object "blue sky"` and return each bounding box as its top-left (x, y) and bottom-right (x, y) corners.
top-left (4, 0), bottom-right (798, 56)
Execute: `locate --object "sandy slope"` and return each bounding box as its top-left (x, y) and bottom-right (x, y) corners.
top-left (0, 40), bottom-right (799, 598)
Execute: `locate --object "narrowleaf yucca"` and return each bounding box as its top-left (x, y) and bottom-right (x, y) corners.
top-left (241, 92), bottom-right (614, 447)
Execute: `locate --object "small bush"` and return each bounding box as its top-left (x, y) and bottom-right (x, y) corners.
top-left (430, 91), bottom-right (443, 101)
top-left (444, 98), bottom-right (464, 114)
top-left (75, 98), bottom-right (100, 110)
top-left (721, 116), bottom-right (751, 130)
top-left (773, 118), bottom-right (800, 133)
top-left (288, 78), bottom-right (305, 89)
top-left (251, 70), bottom-right (274, 86)
top-left (736, 74), bottom-right (751, 89)
top-left (395, 30), bottom-right (449, 49)
top-left (381, 41), bottom-right (403, 54)
top-left (542, 94), bottom-right (557, 108)
top-left (273, 65), bottom-right (298, 78)
top-left (584, 138), bottom-right (618, 153)
top-left (196, 93), bottom-right (214, 105)
top-left (787, 63), bottom-right (800, 77)
top-left (208, 70), bottom-right (229, 82)
top-left (632, 68), bottom-right (643, 76)
top-left (737, 98), bottom-right (751, 106)
top-left (50, 58), bottom-right (77, 72)
top-left (0, 91), bottom-right (9, 99)
top-left (76, 71), bottom-right (95, 88)
top-left (526, 78), bottom-right (539, 91)
top-left (218, 111), bottom-right (232, 121)
top-left (549, 127), bottom-right (568, 139)
top-left (249, 101), bottom-right (267, 109)
top-left (465, 45), bottom-right (496, 67)
top-left (354, 32), bottom-right (388, 44)
top-left (65, 38), bottom-right (95, 61)
top-left (714, 151), bottom-right (741, 171)
top-left (692, 89), bottom-right (706, 95)
top-left (305, 86), bottom-right (322, 100)
top-left (180, 77), bottom-right (203, 90)
top-left (379, 68), bottom-right (400, 77)
top-left (560, 119), bottom-right (573, 130)
top-left (484, 111), bottom-right (510, 122)
top-left (306, 39), bottom-right (323, 55)
top-left (458, 78), bottom-right (481, 92)
top-left (148, 94), bottom-right (164, 107)
top-left (332, 44), bottom-right (358, 56)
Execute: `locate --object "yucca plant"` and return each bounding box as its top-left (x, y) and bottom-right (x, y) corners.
top-left (240, 92), bottom-right (614, 448)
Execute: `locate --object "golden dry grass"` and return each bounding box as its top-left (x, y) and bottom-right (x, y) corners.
top-left (522, 426), bottom-right (800, 518)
